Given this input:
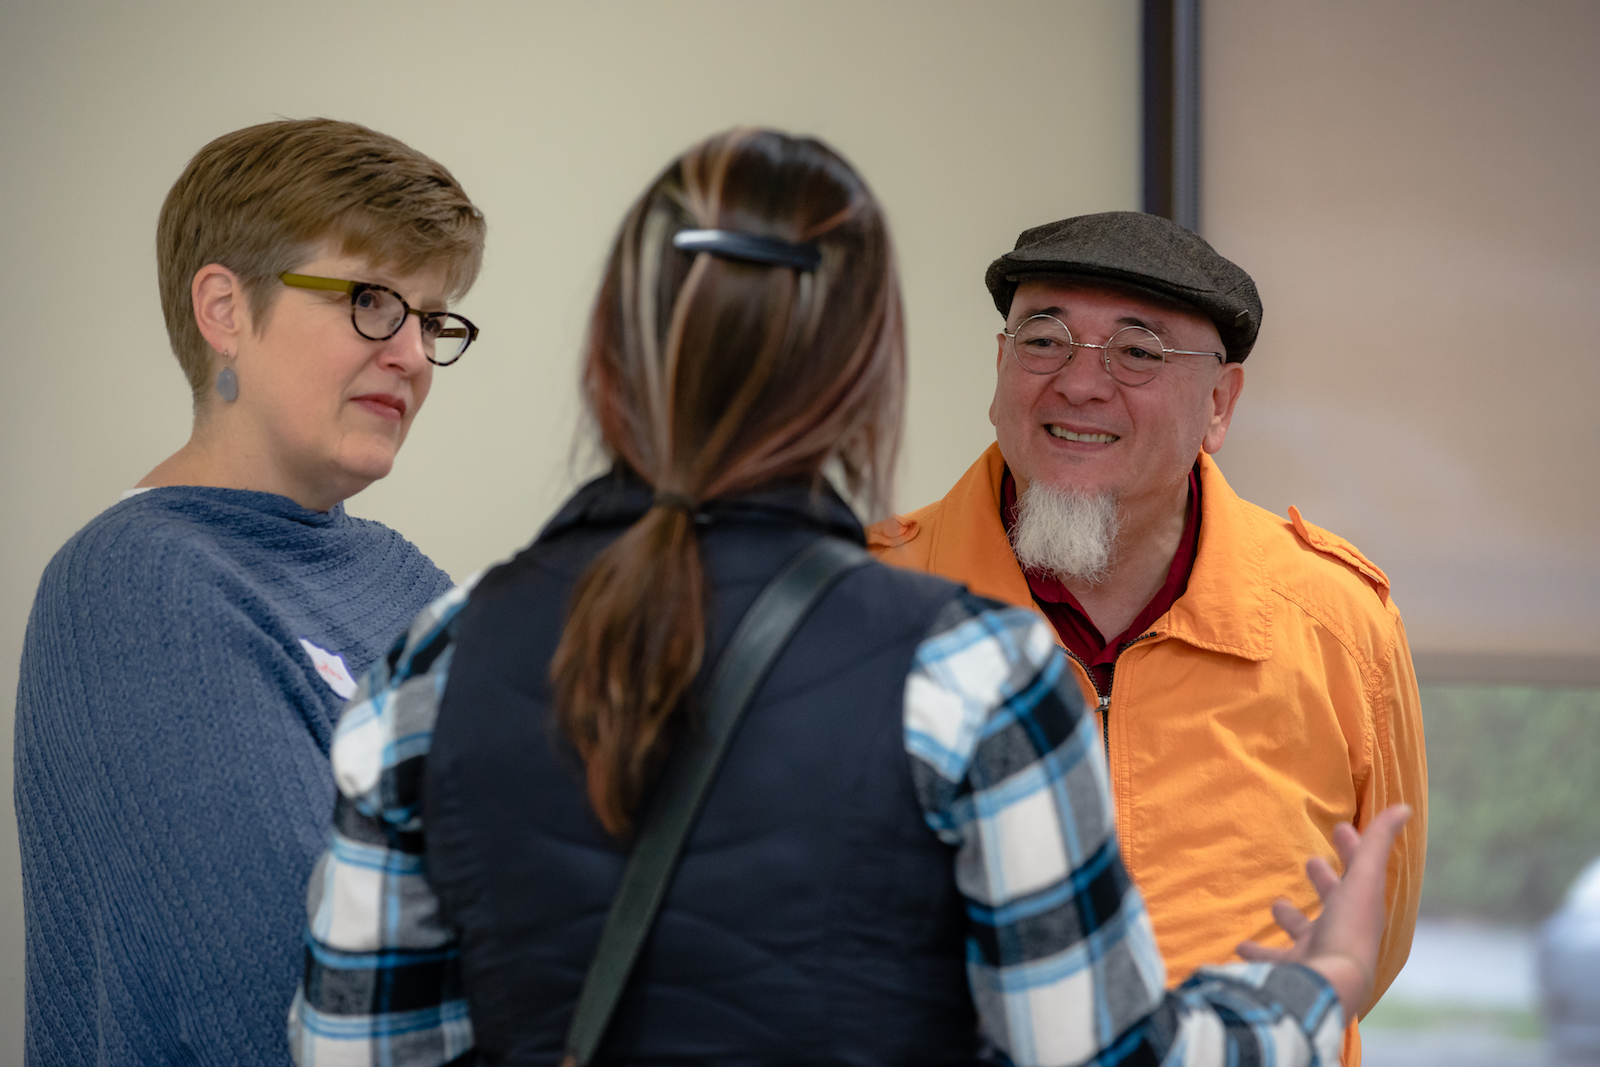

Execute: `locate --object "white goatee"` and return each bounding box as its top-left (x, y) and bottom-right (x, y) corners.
top-left (1009, 480), bottom-right (1121, 587)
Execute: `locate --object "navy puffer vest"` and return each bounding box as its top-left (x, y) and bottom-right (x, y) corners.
top-left (424, 471), bottom-right (981, 1065)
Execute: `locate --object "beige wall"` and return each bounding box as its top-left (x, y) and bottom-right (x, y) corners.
top-left (0, 1), bottom-right (1140, 1057)
top-left (1202, 0), bottom-right (1600, 666)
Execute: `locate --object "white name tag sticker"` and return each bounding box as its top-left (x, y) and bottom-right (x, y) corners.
top-left (299, 638), bottom-right (358, 700)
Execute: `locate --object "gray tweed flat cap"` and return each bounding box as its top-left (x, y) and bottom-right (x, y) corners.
top-left (985, 211), bottom-right (1262, 362)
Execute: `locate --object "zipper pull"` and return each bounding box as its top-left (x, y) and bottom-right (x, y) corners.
top-left (1098, 694), bottom-right (1110, 712)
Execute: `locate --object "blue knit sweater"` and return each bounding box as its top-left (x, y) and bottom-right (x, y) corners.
top-left (14, 487), bottom-right (455, 1066)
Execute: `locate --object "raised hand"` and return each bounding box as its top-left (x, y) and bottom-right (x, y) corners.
top-left (1237, 804), bottom-right (1413, 1016)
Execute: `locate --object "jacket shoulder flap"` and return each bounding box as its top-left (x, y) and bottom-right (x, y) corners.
top-left (1285, 505), bottom-right (1391, 603)
top-left (866, 514), bottom-right (919, 550)
top-left (867, 498), bottom-right (943, 563)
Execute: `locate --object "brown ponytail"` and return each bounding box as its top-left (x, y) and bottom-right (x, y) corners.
top-left (551, 129), bottom-right (903, 838)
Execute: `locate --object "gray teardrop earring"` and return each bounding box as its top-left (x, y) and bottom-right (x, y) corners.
top-left (216, 363), bottom-right (239, 402)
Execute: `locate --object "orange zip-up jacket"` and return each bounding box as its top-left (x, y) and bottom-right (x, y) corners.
top-left (869, 443), bottom-right (1427, 1066)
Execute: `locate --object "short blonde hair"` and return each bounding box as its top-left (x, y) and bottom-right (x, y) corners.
top-left (156, 118), bottom-right (486, 402)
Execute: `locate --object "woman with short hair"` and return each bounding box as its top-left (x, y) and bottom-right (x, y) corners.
top-left (15, 117), bottom-right (485, 1065)
top-left (292, 128), bottom-right (1402, 1067)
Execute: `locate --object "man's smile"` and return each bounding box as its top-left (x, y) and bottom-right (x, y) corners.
top-left (1047, 425), bottom-right (1120, 443)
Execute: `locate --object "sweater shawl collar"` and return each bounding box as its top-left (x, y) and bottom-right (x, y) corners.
top-left (117, 485), bottom-right (349, 529)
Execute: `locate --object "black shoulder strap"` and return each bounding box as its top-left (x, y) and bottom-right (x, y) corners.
top-left (560, 536), bottom-right (872, 1067)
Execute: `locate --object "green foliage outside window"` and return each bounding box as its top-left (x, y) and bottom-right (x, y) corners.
top-left (1418, 684), bottom-right (1600, 923)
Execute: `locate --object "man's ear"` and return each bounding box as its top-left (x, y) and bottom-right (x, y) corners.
top-left (989, 332), bottom-right (1006, 427)
top-left (1201, 362), bottom-right (1246, 454)
top-left (191, 263), bottom-right (248, 358)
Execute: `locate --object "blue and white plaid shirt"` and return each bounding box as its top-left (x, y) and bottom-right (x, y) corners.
top-left (289, 579), bottom-right (1345, 1067)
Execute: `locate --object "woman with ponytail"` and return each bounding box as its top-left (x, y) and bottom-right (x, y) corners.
top-left (290, 129), bottom-right (1408, 1067)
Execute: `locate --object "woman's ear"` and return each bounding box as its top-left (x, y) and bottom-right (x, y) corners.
top-left (191, 263), bottom-right (248, 358)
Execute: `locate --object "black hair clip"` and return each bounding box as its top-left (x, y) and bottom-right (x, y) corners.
top-left (672, 229), bottom-right (821, 273)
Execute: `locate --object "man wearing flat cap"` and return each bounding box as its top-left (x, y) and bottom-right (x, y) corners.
top-left (870, 212), bottom-right (1427, 1064)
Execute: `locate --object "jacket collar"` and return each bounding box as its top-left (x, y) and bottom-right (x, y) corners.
top-left (1164, 452), bottom-right (1274, 662)
top-left (540, 465), bottom-right (867, 545)
top-left (929, 443), bottom-right (1272, 661)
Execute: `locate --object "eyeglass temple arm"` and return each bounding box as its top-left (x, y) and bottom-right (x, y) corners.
top-left (278, 272), bottom-right (356, 294)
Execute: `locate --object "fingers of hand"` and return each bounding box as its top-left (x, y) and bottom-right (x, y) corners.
top-left (1271, 897), bottom-right (1313, 942)
top-left (1348, 805), bottom-right (1413, 881)
top-left (1237, 940), bottom-right (1294, 963)
top-left (1331, 822), bottom-right (1360, 869)
top-left (1305, 856), bottom-right (1342, 899)
top-left (1371, 804), bottom-right (1413, 845)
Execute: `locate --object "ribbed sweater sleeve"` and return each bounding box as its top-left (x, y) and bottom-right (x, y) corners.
top-left (15, 489), bottom-right (454, 1066)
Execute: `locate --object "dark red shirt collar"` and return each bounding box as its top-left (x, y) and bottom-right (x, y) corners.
top-left (1000, 465), bottom-right (1202, 694)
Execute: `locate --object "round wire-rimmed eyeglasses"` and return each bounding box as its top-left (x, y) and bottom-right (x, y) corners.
top-left (1003, 313), bottom-right (1222, 386)
top-left (279, 272), bottom-right (480, 366)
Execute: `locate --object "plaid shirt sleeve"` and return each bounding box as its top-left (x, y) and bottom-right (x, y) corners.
top-left (287, 579), bottom-right (479, 1067)
top-left (290, 583), bottom-right (1345, 1067)
top-left (905, 593), bottom-right (1346, 1067)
